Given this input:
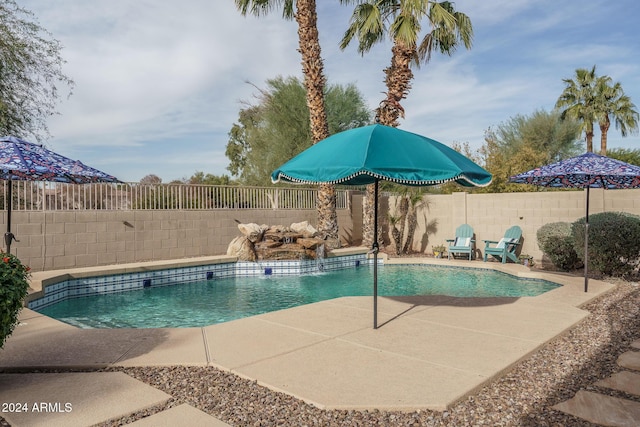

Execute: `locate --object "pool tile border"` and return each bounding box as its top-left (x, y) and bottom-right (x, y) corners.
top-left (27, 253), bottom-right (369, 311)
top-left (386, 262), bottom-right (559, 287)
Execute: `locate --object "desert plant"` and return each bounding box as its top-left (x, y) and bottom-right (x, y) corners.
top-left (572, 212), bottom-right (640, 277)
top-left (0, 253), bottom-right (30, 348)
top-left (432, 244), bottom-right (446, 257)
top-left (402, 192), bottom-right (428, 254)
top-left (518, 254), bottom-right (535, 267)
top-left (387, 189), bottom-right (428, 255)
top-left (537, 222), bottom-right (582, 271)
top-left (388, 213), bottom-right (402, 255)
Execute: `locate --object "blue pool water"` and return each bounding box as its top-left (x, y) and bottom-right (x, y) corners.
top-left (38, 265), bottom-right (559, 329)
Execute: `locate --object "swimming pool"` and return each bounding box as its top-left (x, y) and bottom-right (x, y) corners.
top-left (38, 265), bottom-right (559, 329)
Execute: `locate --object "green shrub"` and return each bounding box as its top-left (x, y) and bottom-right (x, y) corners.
top-left (537, 222), bottom-right (571, 248)
top-left (572, 212), bottom-right (640, 277)
top-left (0, 253), bottom-right (30, 348)
top-left (537, 222), bottom-right (582, 271)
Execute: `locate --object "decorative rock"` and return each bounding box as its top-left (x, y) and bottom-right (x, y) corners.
top-left (266, 225), bottom-right (286, 234)
top-left (226, 236), bottom-right (243, 256)
top-left (290, 221), bottom-right (317, 238)
top-left (237, 223), bottom-right (266, 243)
top-left (226, 236), bottom-right (256, 261)
top-left (323, 238), bottom-right (342, 250)
top-left (256, 247), bottom-right (314, 261)
top-left (232, 222), bottom-right (331, 260)
top-left (254, 240), bottom-right (283, 250)
top-left (296, 238), bottom-right (325, 250)
top-left (262, 232), bottom-right (281, 242)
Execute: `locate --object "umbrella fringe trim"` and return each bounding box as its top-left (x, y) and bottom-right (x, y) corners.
top-left (273, 171), bottom-right (491, 187)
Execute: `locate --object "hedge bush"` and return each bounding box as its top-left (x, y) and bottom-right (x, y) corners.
top-left (536, 222), bottom-right (582, 271)
top-left (0, 253), bottom-right (30, 348)
top-left (572, 212), bottom-right (640, 277)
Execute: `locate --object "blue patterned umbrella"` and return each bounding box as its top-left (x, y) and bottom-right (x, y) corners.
top-left (0, 136), bottom-right (120, 253)
top-left (509, 152), bottom-right (640, 189)
top-left (510, 152), bottom-right (640, 291)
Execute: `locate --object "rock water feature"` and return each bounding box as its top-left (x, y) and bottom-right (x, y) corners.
top-left (226, 221), bottom-right (336, 262)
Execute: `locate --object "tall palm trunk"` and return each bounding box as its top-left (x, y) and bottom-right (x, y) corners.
top-left (402, 193), bottom-right (425, 254)
top-left (362, 186), bottom-right (377, 247)
top-left (396, 195), bottom-right (409, 247)
top-left (599, 117), bottom-right (610, 155)
top-left (388, 214), bottom-right (402, 255)
top-left (295, 0), bottom-right (338, 242)
top-left (377, 42), bottom-right (414, 126)
top-left (362, 42), bottom-right (414, 248)
top-left (585, 123), bottom-right (594, 153)
top-left (403, 205), bottom-right (418, 254)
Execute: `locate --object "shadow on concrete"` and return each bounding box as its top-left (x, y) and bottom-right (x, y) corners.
top-left (379, 294), bottom-right (519, 328)
top-left (0, 310), bottom-right (171, 371)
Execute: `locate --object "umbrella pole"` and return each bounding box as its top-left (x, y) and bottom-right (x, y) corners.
top-left (373, 179), bottom-right (379, 329)
top-left (584, 187), bottom-right (590, 292)
top-left (4, 179), bottom-right (13, 254)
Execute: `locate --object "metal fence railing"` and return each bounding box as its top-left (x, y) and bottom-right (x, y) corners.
top-left (0, 182), bottom-right (350, 211)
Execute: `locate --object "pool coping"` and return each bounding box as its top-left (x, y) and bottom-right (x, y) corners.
top-left (4, 253), bottom-right (616, 413)
top-left (26, 247), bottom-right (371, 294)
top-left (25, 248), bottom-right (371, 310)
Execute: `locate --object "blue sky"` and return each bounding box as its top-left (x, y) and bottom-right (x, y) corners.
top-left (20, 0), bottom-right (640, 183)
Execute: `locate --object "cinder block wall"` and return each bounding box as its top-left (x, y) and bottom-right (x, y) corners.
top-left (5, 189), bottom-right (640, 270)
top-left (7, 208), bottom-right (354, 271)
top-left (397, 188), bottom-right (640, 262)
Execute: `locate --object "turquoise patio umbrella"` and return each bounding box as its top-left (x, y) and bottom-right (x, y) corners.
top-left (272, 124), bottom-right (492, 328)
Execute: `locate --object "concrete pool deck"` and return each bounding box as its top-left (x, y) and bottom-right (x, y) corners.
top-left (0, 257), bottom-right (616, 426)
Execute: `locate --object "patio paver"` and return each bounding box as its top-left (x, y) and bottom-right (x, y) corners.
top-left (0, 372), bottom-right (170, 427)
top-left (596, 371), bottom-right (640, 396)
top-left (127, 404), bottom-right (231, 426)
top-left (552, 391), bottom-right (640, 427)
top-left (618, 351), bottom-right (640, 371)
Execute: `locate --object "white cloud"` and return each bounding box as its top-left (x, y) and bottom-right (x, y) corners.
top-left (17, 0), bottom-right (640, 181)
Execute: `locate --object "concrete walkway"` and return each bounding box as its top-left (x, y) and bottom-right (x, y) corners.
top-left (0, 260), bottom-right (615, 425)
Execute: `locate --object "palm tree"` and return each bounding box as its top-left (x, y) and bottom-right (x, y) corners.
top-left (555, 66), bottom-right (598, 153)
top-left (388, 213), bottom-right (403, 255)
top-left (593, 78), bottom-right (639, 156)
top-left (235, 0), bottom-right (339, 242)
top-left (340, 0), bottom-right (473, 246)
top-left (402, 190), bottom-right (427, 254)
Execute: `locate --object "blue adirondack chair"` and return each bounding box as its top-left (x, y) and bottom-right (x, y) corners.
top-left (446, 224), bottom-right (475, 260)
top-left (483, 226), bottom-right (522, 263)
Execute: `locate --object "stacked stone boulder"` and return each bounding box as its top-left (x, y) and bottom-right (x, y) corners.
top-left (227, 221), bottom-right (328, 261)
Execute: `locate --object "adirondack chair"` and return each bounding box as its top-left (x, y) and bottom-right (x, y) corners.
top-left (483, 226), bottom-right (522, 263)
top-left (446, 224), bottom-right (475, 260)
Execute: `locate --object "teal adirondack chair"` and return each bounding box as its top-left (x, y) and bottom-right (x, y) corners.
top-left (483, 226), bottom-right (522, 263)
top-left (446, 224), bottom-right (475, 260)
